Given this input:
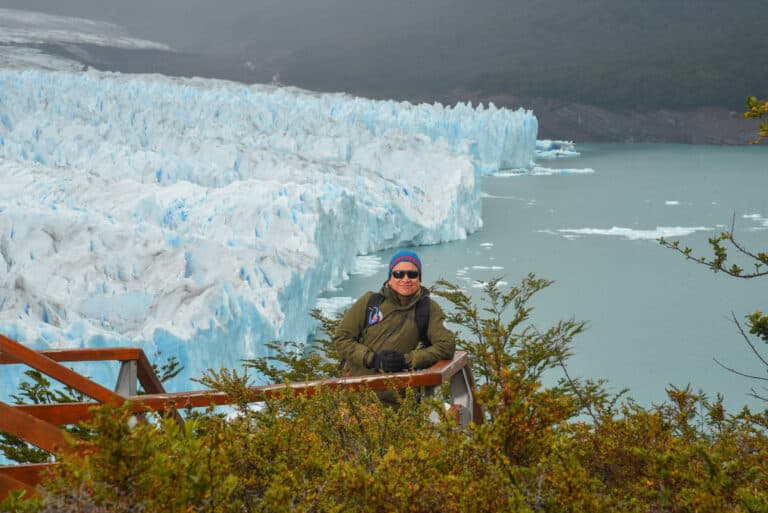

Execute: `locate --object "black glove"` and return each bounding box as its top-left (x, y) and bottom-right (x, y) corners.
top-left (370, 351), bottom-right (407, 372)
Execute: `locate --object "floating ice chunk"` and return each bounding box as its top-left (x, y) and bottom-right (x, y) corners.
top-left (352, 255), bottom-right (386, 276)
top-left (471, 280), bottom-right (509, 288)
top-left (492, 167), bottom-right (594, 177)
top-left (543, 226), bottom-right (712, 241)
top-left (742, 213), bottom-right (768, 229)
top-left (531, 167), bottom-right (594, 176)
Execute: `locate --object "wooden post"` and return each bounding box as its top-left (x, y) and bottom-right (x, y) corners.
top-left (115, 360), bottom-right (138, 397)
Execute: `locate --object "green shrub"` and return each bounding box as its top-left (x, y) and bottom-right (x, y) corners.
top-left (3, 276), bottom-right (767, 512)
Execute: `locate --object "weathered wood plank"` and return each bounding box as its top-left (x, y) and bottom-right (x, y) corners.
top-left (132, 367), bottom-right (451, 407)
top-left (0, 402), bottom-right (74, 454)
top-left (13, 375), bottom-right (442, 423)
top-left (0, 347), bottom-right (142, 365)
top-left (0, 463), bottom-right (53, 487)
top-left (0, 334), bottom-right (125, 405)
top-left (11, 402), bottom-right (100, 425)
top-left (0, 471), bottom-right (38, 500)
top-left (136, 351), bottom-right (166, 394)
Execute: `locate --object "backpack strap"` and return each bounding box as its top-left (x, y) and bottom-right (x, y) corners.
top-left (367, 292), bottom-right (431, 347)
top-left (415, 297), bottom-right (431, 348)
top-left (365, 292), bottom-right (385, 326)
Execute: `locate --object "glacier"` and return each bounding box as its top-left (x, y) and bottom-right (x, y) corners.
top-left (0, 68), bottom-right (538, 393)
top-left (0, 7), bottom-right (172, 51)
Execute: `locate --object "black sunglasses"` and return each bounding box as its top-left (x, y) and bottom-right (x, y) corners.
top-left (391, 270), bottom-right (420, 279)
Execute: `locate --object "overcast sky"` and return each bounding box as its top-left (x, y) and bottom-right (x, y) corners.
top-left (0, 0), bottom-right (459, 58)
top-left (1, 1), bottom-right (764, 110)
top-left (1, 1), bottom-right (761, 60)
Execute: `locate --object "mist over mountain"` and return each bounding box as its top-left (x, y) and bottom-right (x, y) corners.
top-left (1, 0), bottom-right (764, 143)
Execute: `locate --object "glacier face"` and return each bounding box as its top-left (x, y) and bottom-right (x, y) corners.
top-left (0, 69), bottom-right (537, 391)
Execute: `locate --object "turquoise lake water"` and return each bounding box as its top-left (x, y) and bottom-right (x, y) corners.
top-left (319, 143), bottom-right (768, 412)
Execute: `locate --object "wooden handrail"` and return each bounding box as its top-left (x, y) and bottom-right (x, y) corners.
top-left (0, 472), bottom-right (37, 500)
top-left (13, 352), bottom-right (471, 424)
top-left (0, 402), bottom-right (77, 456)
top-left (136, 350), bottom-right (166, 395)
top-left (0, 347), bottom-right (143, 365)
top-left (0, 463), bottom-right (54, 490)
top-left (0, 331), bottom-right (479, 501)
top-left (0, 335), bottom-right (125, 405)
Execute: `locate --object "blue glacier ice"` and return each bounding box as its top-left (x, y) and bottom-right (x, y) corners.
top-left (0, 69), bottom-right (538, 393)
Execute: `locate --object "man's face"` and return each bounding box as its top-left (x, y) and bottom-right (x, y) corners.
top-left (388, 262), bottom-right (421, 298)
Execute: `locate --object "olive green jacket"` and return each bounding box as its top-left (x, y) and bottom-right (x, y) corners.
top-left (333, 284), bottom-right (456, 377)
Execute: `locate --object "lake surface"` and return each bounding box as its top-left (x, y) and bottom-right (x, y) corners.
top-left (318, 143), bottom-right (768, 412)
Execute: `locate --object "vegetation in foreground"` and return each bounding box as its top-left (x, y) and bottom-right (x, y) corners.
top-left (2, 275), bottom-right (767, 513)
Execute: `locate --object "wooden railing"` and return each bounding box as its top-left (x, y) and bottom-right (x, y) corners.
top-left (0, 333), bottom-right (481, 500)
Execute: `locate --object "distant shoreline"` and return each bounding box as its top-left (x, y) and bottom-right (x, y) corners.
top-left (416, 94), bottom-right (760, 146)
top-left (3, 42), bottom-right (759, 146)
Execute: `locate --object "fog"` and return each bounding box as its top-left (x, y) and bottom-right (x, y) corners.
top-left (1, 0), bottom-right (765, 119)
top-left (0, 0), bottom-right (470, 57)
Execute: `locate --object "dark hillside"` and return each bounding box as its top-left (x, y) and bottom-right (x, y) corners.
top-left (270, 0), bottom-right (766, 114)
top-left (4, 0), bottom-right (764, 142)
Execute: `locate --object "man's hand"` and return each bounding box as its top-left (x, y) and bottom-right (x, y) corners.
top-left (370, 351), bottom-right (407, 372)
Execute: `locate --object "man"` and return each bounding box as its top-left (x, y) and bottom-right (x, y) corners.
top-left (333, 250), bottom-right (455, 378)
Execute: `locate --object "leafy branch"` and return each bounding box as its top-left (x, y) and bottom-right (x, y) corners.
top-left (712, 313), bottom-right (768, 402)
top-left (743, 95), bottom-right (768, 144)
top-left (658, 218), bottom-right (768, 279)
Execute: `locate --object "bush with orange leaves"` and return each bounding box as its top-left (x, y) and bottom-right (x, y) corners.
top-left (3, 276), bottom-right (767, 512)
top-left (744, 95), bottom-right (768, 143)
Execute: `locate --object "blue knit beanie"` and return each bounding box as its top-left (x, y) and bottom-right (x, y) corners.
top-left (388, 250), bottom-right (422, 274)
